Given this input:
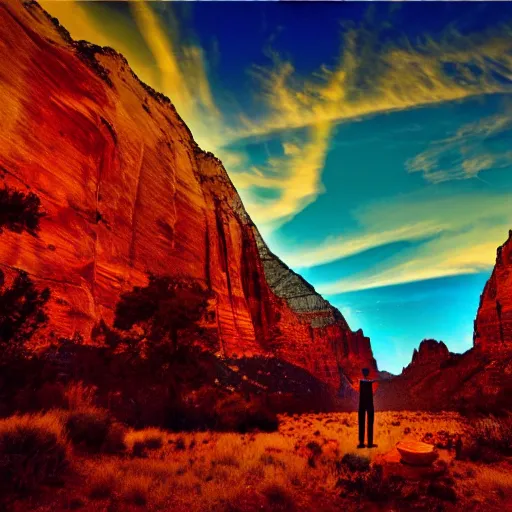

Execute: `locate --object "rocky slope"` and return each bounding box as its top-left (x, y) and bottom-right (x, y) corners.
top-left (474, 230), bottom-right (512, 351)
top-left (0, 0), bottom-right (376, 391)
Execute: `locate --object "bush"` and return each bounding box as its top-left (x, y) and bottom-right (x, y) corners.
top-left (337, 464), bottom-right (406, 503)
top-left (215, 395), bottom-right (278, 433)
top-left (65, 407), bottom-right (126, 453)
top-left (87, 462), bottom-right (120, 500)
top-left (126, 428), bottom-right (165, 457)
top-left (0, 269), bottom-right (50, 355)
top-left (338, 453), bottom-right (371, 473)
top-left (64, 381), bottom-right (97, 410)
top-left (262, 483), bottom-right (296, 511)
top-left (473, 415), bottom-right (512, 456)
top-left (0, 413), bottom-right (69, 493)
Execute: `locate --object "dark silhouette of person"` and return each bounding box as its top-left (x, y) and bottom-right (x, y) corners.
top-left (358, 368), bottom-right (378, 448)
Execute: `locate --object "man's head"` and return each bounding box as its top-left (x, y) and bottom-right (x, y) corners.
top-left (362, 368), bottom-right (370, 378)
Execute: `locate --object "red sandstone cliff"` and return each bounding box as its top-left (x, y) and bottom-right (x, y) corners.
top-left (0, 0), bottom-right (376, 389)
top-left (474, 230), bottom-right (512, 352)
top-left (404, 339), bottom-right (450, 373)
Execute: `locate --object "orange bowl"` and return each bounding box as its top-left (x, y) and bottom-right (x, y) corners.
top-left (396, 440), bottom-right (438, 466)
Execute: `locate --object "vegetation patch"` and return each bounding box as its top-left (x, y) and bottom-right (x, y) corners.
top-left (0, 412), bottom-right (69, 493)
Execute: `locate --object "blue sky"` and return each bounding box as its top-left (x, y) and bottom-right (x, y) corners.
top-left (44, 2), bottom-right (512, 374)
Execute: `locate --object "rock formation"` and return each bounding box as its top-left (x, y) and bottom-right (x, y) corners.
top-left (404, 339), bottom-right (450, 374)
top-left (0, 0), bottom-right (376, 390)
top-left (474, 230), bottom-right (512, 351)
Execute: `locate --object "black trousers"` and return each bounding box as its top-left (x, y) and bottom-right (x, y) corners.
top-left (358, 406), bottom-right (374, 445)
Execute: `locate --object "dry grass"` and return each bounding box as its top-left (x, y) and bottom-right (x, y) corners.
top-left (3, 410), bottom-right (511, 511)
top-left (64, 381), bottom-right (97, 410)
top-left (0, 412), bottom-right (69, 492)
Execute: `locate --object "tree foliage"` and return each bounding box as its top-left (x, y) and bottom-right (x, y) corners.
top-left (114, 275), bottom-right (212, 350)
top-left (0, 269), bottom-right (50, 354)
top-left (0, 186), bottom-right (45, 236)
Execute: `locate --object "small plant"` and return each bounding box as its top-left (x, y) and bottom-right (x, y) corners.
top-left (87, 462), bottom-right (120, 500)
top-left (473, 415), bottom-right (512, 455)
top-left (120, 474), bottom-right (152, 506)
top-left (0, 412), bottom-right (69, 493)
top-left (64, 381), bottom-right (97, 410)
top-left (262, 483), bottom-right (296, 511)
top-left (65, 407), bottom-right (126, 453)
top-left (339, 453), bottom-right (371, 473)
top-left (126, 428), bottom-right (165, 457)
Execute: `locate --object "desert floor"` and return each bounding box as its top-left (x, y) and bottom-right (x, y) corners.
top-left (6, 411), bottom-right (512, 512)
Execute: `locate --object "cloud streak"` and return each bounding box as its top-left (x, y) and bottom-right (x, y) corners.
top-left (315, 192), bottom-right (512, 294)
top-left (406, 109), bottom-right (512, 183)
top-left (278, 222), bottom-right (447, 269)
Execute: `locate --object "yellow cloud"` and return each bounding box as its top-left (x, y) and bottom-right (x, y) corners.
top-left (40, 1), bottom-right (512, 234)
top-left (233, 122), bottom-right (332, 233)
top-left (228, 22), bottom-right (512, 230)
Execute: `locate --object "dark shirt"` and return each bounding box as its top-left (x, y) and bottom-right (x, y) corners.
top-left (359, 379), bottom-right (374, 409)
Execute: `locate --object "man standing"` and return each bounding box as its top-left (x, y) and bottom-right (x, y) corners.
top-left (358, 368), bottom-right (377, 448)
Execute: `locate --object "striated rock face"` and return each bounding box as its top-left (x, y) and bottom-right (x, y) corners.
top-left (0, 0), bottom-right (376, 389)
top-left (474, 230), bottom-right (512, 351)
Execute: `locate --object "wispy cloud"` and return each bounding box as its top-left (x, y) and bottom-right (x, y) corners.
top-left (406, 110), bottom-right (512, 183)
top-left (230, 122), bottom-right (332, 232)
top-left (316, 193), bottom-right (512, 294)
top-left (225, 19), bottom-right (512, 231)
top-left (238, 22), bottom-right (512, 140)
top-left (278, 222), bottom-right (446, 269)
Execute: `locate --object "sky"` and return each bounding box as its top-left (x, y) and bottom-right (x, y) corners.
top-left (42, 1), bottom-right (512, 374)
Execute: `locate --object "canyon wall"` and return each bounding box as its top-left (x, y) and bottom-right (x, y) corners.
top-left (0, 0), bottom-right (376, 389)
top-left (474, 230), bottom-right (512, 351)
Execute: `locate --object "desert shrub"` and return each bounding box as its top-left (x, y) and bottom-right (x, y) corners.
top-left (0, 412), bottom-right (68, 493)
top-left (473, 415), bottom-right (512, 456)
top-left (0, 185), bottom-right (45, 236)
top-left (120, 474), bottom-right (152, 506)
top-left (64, 381), bottom-right (97, 410)
top-left (0, 269), bottom-right (50, 355)
top-left (215, 394), bottom-right (278, 433)
top-left (337, 464), bottom-right (406, 503)
top-left (262, 483), bottom-right (296, 511)
top-left (126, 428), bottom-right (165, 457)
top-left (87, 462), bottom-right (120, 500)
top-left (338, 453), bottom-right (371, 473)
top-left (65, 407), bottom-right (126, 453)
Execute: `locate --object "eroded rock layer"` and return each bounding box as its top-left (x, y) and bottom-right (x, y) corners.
top-left (474, 230), bottom-right (512, 351)
top-left (0, 0), bottom-right (376, 389)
